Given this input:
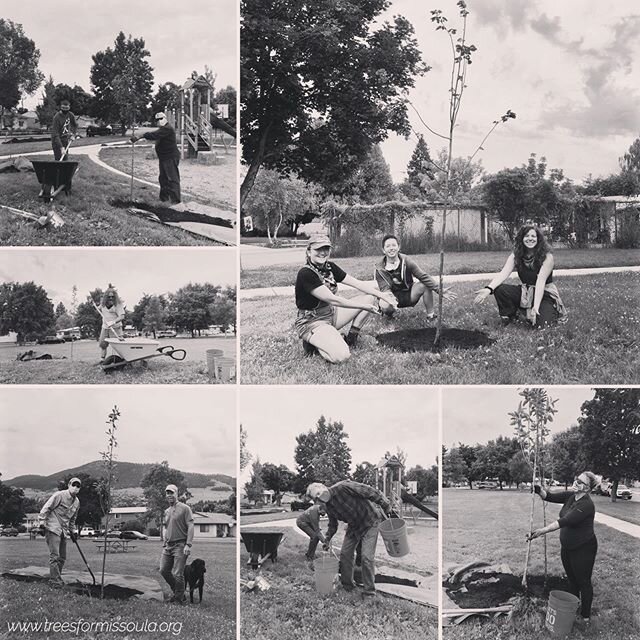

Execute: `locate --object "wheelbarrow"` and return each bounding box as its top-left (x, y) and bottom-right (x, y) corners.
top-left (31, 159), bottom-right (79, 203)
top-left (241, 530), bottom-right (285, 571)
top-left (102, 337), bottom-right (186, 372)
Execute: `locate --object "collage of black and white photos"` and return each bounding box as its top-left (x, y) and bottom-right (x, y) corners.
top-left (0, 1), bottom-right (638, 639)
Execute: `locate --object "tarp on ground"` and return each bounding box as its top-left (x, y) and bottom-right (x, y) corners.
top-left (0, 156), bottom-right (34, 173)
top-left (2, 566), bottom-right (164, 601)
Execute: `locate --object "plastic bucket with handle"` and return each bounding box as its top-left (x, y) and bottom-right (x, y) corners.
top-left (314, 554), bottom-right (339, 595)
top-left (206, 349), bottom-right (224, 379)
top-left (379, 517), bottom-right (410, 558)
top-left (545, 590), bottom-right (580, 637)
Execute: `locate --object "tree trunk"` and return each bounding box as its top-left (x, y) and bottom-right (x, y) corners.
top-left (240, 122), bottom-right (272, 208)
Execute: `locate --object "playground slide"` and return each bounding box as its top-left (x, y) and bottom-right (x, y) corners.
top-left (401, 489), bottom-right (438, 520)
top-left (211, 114), bottom-right (236, 138)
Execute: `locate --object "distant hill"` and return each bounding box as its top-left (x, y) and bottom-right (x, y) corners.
top-left (5, 461), bottom-right (235, 491)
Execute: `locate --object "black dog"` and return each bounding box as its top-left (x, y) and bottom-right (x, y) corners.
top-left (184, 558), bottom-right (206, 604)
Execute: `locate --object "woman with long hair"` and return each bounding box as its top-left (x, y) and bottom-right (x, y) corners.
top-left (295, 234), bottom-right (397, 363)
top-left (474, 225), bottom-right (566, 327)
top-left (98, 284), bottom-right (125, 361)
top-left (528, 471), bottom-right (600, 624)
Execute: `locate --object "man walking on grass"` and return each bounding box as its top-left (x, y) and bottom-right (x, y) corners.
top-left (160, 484), bottom-right (194, 604)
top-left (306, 480), bottom-right (391, 597)
top-left (38, 477), bottom-right (81, 586)
top-left (130, 112), bottom-right (185, 211)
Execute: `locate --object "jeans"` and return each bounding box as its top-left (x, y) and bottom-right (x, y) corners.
top-left (45, 531), bottom-right (67, 582)
top-left (494, 283), bottom-right (559, 327)
top-left (561, 537), bottom-right (598, 618)
top-left (340, 525), bottom-right (378, 593)
top-left (158, 157), bottom-right (181, 203)
top-left (52, 137), bottom-right (70, 161)
top-left (298, 523), bottom-right (321, 559)
top-left (160, 541), bottom-right (187, 599)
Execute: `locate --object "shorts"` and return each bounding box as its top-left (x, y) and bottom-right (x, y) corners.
top-left (294, 305), bottom-right (336, 341)
top-left (392, 289), bottom-right (417, 309)
top-left (99, 323), bottom-right (123, 349)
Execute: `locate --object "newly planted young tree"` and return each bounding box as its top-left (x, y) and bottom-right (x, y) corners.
top-left (98, 405), bottom-right (120, 599)
top-left (425, 2), bottom-right (515, 345)
top-left (510, 389), bottom-right (557, 591)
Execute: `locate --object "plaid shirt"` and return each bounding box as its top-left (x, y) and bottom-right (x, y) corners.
top-left (325, 480), bottom-right (390, 541)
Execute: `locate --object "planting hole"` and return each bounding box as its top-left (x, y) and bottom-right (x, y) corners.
top-left (376, 328), bottom-right (494, 353)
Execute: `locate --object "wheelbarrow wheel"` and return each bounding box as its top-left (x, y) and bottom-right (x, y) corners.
top-left (41, 183), bottom-right (53, 203)
top-left (102, 355), bottom-right (126, 372)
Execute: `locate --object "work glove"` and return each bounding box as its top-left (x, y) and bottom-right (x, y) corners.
top-left (130, 135), bottom-right (138, 143)
top-left (69, 531), bottom-right (78, 543)
top-left (322, 539), bottom-right (331, 551)
top-left (533, 485), bottom-right (542, 495)
top-left (38, 525), bottom-right (46, 535)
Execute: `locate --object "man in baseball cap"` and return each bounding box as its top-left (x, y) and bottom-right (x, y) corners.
top-left (38, 478), bottom-right (81, 586)
top-left (160, 484), bottom-right (194, 604)
top-left (131, 112), bottom-right (184, 210)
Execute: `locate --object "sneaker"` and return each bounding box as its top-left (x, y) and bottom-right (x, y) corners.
top-left (361, 590), bottom-right (376, 598)
top-left (340, 582), bottom-right (356, 592)
top-left (302, 340), bottom-right (318, 357)
top-left (425, 313), bottom-right (437, 321)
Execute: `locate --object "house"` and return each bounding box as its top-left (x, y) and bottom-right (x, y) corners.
top-left (24, 513), bottom-right (40, 529)
top-left (0, 332), bottom-right (18, 344)
top-left (1, 110), bottom-right (40, 131)
top-left (586, 195), bottom-right (640, 244)
top-left (192, 512), bottom-right (235, 538)
top-left (101, 506), bottom-right (148, 529)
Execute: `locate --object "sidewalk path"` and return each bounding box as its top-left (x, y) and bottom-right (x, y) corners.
top-left (240, 265), bottom-right (640, 299)
top-left (595, 512), bottom-right (640, 538)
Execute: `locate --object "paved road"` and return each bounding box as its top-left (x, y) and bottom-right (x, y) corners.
top-left (240, 245), bottom-right (305, 269)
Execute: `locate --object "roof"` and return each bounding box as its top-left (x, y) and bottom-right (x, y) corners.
top-left (109, 507), bottom-right (147, 514)
top-left (193, 512), bottom-right (235, 525)
top-left (181, 75), bottom-right (214, 91)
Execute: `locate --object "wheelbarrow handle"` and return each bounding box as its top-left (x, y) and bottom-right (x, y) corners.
top-left (157, 346), bottom-right (187, 361)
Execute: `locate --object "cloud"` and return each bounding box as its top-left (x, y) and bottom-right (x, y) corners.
top-left (472, 0), bottom-right (534, 31)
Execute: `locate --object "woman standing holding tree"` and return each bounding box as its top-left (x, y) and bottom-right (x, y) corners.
top-left (527, 471), bottom-right (600, 623)
top-left (474, 225), bottom-right (567, 327)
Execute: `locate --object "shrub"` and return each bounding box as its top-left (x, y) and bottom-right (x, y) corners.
top-left (615, 215), bottom-right (640, 249)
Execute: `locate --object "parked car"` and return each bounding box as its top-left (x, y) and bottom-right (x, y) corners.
top-left (37, 335), bottom-right (64, 344)
top-left (616, 485), bottom-right (633, 500)
top-left (79, 527), bottom-right (95, 537)
top-left (106, 530), bottom-right (122, 538)
top-left (290, 499), bottom-right (314, 512)
top-left (86, 124), bottom-right (114, 137)
top-left (120, 530), bottom-right (148, 540)
top-left (156, 330), bottom-right (177, 338)
top-left (0, 527), bottom-right (19, 537)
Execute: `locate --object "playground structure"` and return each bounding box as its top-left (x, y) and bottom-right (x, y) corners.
top-left (166, 75), bottom-right (236, 160)
top-left (376, 455), bottom-right (438, 520)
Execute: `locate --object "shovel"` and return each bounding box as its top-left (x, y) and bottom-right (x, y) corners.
top-left (90, 298), bottom-right (125, 341)
top-left (60, 137), bottom-right (73, 162)
top-left (73, 536), bottom-right (96, 585)
top-left (0, 204), bottom-right (65, 229)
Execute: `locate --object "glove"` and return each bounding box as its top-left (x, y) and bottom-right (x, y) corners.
top-left (130, 135), bottom-right (138, 143)
top-left (534, 485), bottom-right (542, 495)
top-left (38, 525), bottom-right (46, 534)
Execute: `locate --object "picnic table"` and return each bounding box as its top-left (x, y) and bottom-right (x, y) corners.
top-left (95, 539), bottom-right (136, 553)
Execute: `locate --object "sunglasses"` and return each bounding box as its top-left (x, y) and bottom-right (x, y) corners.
top-left (165, 491), bottom-right (175, 495)
top-left (71, 482), bottom-right (81, 488)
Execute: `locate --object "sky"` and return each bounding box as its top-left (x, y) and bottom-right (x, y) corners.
top-left (0, 386), bottom-right (236, 478)
top-left (0, 248), bottom-right (236, 310)
top-left (443, 386), bottom-right (597, 448)
top-left (240, 386), bottom-right (439, 485)
top-left (5, 0), bottom-right (238, 110)
top-left (379, 0), bottom-right (640, 184)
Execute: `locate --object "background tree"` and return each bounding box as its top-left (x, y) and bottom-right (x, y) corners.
top-left (140, 461), bottom-right (189, 537)
top-left (167, 283), bottom-right (220, 337)
top-left (508, 453), bottom-right (532, 489)
top-left (579, 388), bottom-right (640, 502)
top-left (619, 137), bottom-right (640, 174)
top-left (240, 425), bottom-right (252, 471)
top-left (215, 85), bottom-right (237, 128)
top-left (240, 0), bottom-right (425, 206)
top-left (52, 83), bottom-right (93, 116)
top-left (352, 461), bottom-right (377, 487)
top-left (90, 32), bottom-right (154, 129)
top-left (58, 472), bottom-right (107, 529)
top-left (261, 463), bottom-right (295, 506)
top-left (244, 458), bottom-right (265, 504)
top-left (35, 76), bottom-right (57, 128)
top-left (55, 312), bottom-right (75, 331)
top-left (337, 144), bottom-right (396, 204)
top-left (471, 437), bottom-right (519, 490)
top-left (293, 416), bottom-right (352, 494)
top-left (74, 288), bottom-right (104, 339)
top-left (150, 81), bottom-right (181, 116)
top-left (142, 295), bottom-right (165, 338)
top-left (549, 425), bottom-right (583, 488)
top-left (0, 281), bottom-right (55, 342)
top-left (208, 297), bottom-right (236, 334)
top-left (0, 476), bottom-right (25, 526)
top-left (0, 20), bottom-right (44, 118)
top-left (442, 446), bottom-right (468, 487)
top-left (407, 135), bottom-right (435, 190)
top-left (418, 149), bottom-right (485, 204)
top-left (406, 465), bottom-right (438, 499)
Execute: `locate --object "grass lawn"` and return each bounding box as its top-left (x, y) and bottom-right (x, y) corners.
top-left (0, 536), bottom-right (236, 640)
top-left (592, 495), bottom-right (640, 527)
top-left (240, 526), bottom-right (437, 640)
top-left (442, 488), bottom-right (640, 640)
top-left (240, 248), bottom-right (640, 288)
top-left (0, 337), bottom-right (236, 384)
top-left (240, 272), bottom-right (639, 384)
top-left (0, 135), bottom-right (129, 156)
top-left (0, 153), bottom-right (221, 246)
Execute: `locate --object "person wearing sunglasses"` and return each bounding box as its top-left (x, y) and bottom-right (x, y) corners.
top-left (295, 234), bottom-right (398, 363)
top-left (38, 478), bottom-right (81, 586)
top-left (528, 471), bottom-right (600, 624)
top-left (160, 484), bottom-right (194, 604)
top-left (130, 112), bottom-right (184, 211)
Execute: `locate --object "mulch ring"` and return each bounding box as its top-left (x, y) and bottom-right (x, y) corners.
top-left (445, 571), bottom-right (568, 609)
top-left (376, 328), bottom-right (494, 353)
top-left (108, 199), bottom-right (233, 228)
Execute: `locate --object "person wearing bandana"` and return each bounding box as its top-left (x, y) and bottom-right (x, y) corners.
top-left (474, 225), bottom-right (567, 327)
top-left (294, 234), bottom-right (397, 363)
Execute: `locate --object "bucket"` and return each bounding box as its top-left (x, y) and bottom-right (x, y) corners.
top-left (314, 555), bottom-right (339, 595)
top-left (206, 349), bottom-right (224, 379)
top-left (379, 518), bottom-right (409, 558)
top-left (545, 590), bottom-right (580, 637)
top-left (216, 357), bottom-right (236, 382)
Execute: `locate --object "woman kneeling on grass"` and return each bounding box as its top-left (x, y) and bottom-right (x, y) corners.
top-left (295, 234), bottom-right (397, 363)
top-left (374, 234), bottom-right (457, 319)
top-left (527, 471), bottom-right (600, 624)
top-left (474, 225), bottom-right (566, 327)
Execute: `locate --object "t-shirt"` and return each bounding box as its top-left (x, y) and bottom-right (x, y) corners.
top-left (517, 256), bottom-right (553, 286)
top-left (385, 262), bottom-right (406, 291)
top-left (163, 502), bottom-right (194, 544)
top-left (295, 262), bottom-right (347, 310)
top-left (544, 491), bottom-right (595, 550)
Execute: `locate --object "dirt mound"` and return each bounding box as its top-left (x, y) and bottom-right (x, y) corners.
top-left (445, 572), bottom-right (568, 609)
top-left (376, 328), bottom-right (494, 353)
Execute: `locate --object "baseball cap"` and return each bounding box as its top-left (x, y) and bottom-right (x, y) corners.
top-left (165, 484), bottom-right (178, 494)
top-left (307, 234), bottom-right (332, 249)
top-left (155, 112), bottom-right (167, 121)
